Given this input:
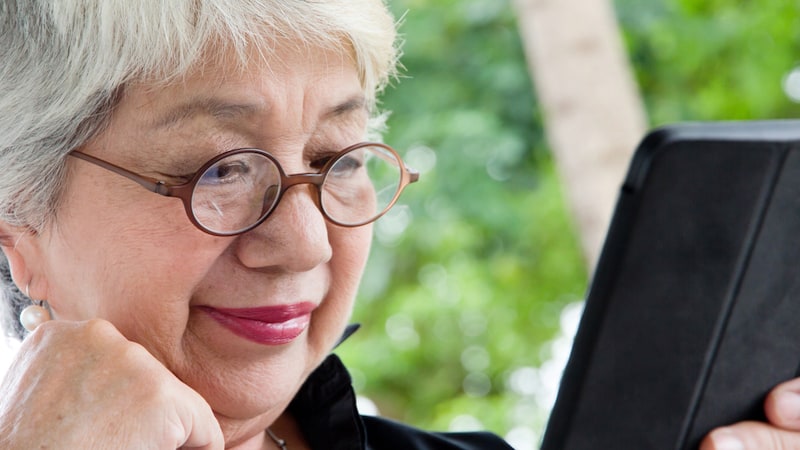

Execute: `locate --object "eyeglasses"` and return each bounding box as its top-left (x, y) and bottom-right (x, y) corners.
top-left (69, 142), bottom-right (419, 236)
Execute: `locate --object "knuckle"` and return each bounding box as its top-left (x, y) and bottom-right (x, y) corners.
top-left (118, 340), bottom-right (157, 369)
top-left (23, 319), bottom-right (57, 344)
top-left (82, 317), bottom-right (120, 337)
top-left (21, 319), bottom-right (82, 348)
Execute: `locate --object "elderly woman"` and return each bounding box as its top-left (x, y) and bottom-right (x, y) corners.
top-left (0, 1), bottom-right (798, 450)
top-left (0, 1), bottom-right (515, 448)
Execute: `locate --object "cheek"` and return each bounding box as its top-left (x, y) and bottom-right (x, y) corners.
top-left (44, 180), bottom-right (230, 342)
top-left (51, 231), bottom-right (232, 365)
top-left (309, 225), bottom-right (371, 348)
top-left (332, 224), bottom-right (372, 293)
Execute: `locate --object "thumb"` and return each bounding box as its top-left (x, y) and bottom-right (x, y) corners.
top-left (700, 422), bottom-right (800, 450)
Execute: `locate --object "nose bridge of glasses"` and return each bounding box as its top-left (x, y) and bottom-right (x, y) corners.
top-left (282, 172), bottom-right (326, 190)
top-left (265, 172), bottom-right (327, 222)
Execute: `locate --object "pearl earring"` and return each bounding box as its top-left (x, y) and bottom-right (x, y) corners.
top-left (19, 283), bottom-right (51, 332)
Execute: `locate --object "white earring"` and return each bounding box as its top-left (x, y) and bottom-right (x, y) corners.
top-left (19, 283), bottom-right (51, 332)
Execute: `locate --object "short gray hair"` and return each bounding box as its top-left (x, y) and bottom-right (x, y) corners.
top-left (0, 0), bottom-right (399, 338)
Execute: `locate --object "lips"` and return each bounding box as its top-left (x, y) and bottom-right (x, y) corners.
top-left (199, 302), bottom-right (316, 345)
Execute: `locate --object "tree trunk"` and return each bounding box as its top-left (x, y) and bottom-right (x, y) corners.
top-left (513, 0), bottom-right (648, 270)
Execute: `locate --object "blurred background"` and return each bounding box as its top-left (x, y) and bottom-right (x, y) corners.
top-left (336, 0), bottom-right (800, 449)
top-left (3, 0), bottom-right (800, 449)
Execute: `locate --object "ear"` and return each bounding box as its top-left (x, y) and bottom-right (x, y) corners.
top-left (0, 221), bottom-right (45, 299)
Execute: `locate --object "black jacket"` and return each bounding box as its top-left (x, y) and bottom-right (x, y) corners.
top-left (288, 351), bottom-right (513, 450)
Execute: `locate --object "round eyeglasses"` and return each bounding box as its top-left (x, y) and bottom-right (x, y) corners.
top-left (69, 142), bottom-right (419, 236)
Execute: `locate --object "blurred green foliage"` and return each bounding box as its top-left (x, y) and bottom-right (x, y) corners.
top-left (338, 0), bottom-right (800, 446)
top-left (617, 0), bottom-right (800, 123)
top-left (337, 0), bottom-right (588, 443)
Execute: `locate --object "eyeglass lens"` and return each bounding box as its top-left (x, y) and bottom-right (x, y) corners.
top-left (190, 144), bottom-right (404, 234)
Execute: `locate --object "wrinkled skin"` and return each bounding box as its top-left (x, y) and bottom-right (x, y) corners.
top-left (0, 41), bottom-right (370, 450)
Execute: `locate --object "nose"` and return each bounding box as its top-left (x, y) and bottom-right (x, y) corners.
top-left (233, 184), bottom-right (332, 272)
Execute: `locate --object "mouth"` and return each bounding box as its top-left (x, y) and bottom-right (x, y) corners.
top-left (198, 302), bottom-right (316, 345)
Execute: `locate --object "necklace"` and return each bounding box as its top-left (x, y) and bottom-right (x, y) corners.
top-left (266, 428), bottom-right (288, 450)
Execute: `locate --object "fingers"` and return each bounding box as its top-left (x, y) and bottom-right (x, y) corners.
top-left (700, 422), bottom-right (800, 450)
top-left (1, 319), bottom-right (225, 449)
top-left (765, 378), bottom-right (800, 430)
top-left (699, 427), bottom-right (746, 450)
top-left (116, 341), bottom-right (224, 449)
top-left (172, 387), bottom-right (225, 450)
top-left (700, 378), bottom-right (800, 450)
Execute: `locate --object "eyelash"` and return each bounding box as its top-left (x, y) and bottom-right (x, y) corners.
top-left (307, 147), bottom-right (347, 171)
top-left (309, 156), bottom-right (333, 171)
top-left (161, 141), bottom-right (350, 181)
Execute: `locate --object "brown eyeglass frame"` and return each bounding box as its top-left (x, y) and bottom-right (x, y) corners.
top-left (69, 142), bottom-right (420, 236)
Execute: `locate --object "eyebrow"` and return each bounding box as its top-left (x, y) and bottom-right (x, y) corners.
top-left (149, 98), bottom-right (265, 130)
top-left (149, 94), bottom-right (368, 130)
top-left (323, 95), bottom-right (368, 119)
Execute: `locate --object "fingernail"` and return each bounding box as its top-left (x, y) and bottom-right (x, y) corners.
top-left (710, 429), bottom-right (745, 450)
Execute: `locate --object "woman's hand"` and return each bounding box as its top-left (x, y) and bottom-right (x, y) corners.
top-left (0, 319), bottom-right (224, 450)
top-left (701, 377), bottom-right (800, 449)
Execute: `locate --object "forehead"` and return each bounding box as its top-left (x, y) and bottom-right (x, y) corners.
top-left (115, 41), bottom-right (364, 135)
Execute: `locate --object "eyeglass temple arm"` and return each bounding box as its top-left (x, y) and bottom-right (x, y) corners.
top-left (69, 151), bottom-right (171, 195)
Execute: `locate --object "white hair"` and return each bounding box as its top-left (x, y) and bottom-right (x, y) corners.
top-left (0, 0), bottom-right (399, 338)
top-left (0, 0), bottom-right (399, 230)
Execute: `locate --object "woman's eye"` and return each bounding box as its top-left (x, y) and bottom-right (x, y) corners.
top-left (329, 154), bottom-right (364, 177)
top-left (199, 160), bottom-right (250, 185)
top-left (310, 155), bottom-right (335, 171)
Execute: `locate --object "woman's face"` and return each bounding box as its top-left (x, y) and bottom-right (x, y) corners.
top-left (24, 43), bottom-right (372, 439)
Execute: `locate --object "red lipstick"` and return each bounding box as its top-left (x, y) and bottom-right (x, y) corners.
top-left (199, 302), bottom-right (315, 345)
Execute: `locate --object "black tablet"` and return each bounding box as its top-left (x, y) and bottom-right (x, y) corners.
top-left (541, 120), bottom-right (800, 450)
